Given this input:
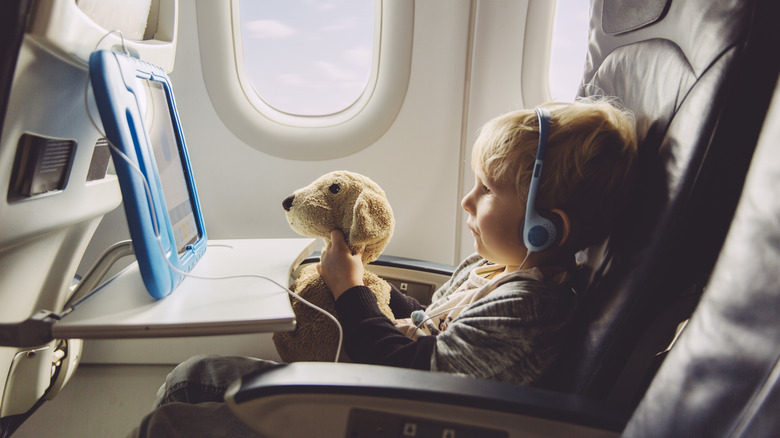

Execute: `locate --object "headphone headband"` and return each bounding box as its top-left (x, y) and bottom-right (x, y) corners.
top-left (534, 108), bottom-right (551, 161)
top-left (523, 108), bottom-right (558, 252)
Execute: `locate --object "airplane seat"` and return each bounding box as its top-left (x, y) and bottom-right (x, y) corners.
top-left (226, 68), bottom-right (780, 437)
top-left (623, 67), bottom-right (780, 437)
top-left (540, 0), bottom-right (780, 405)
top-left (0, 0), bottom-right (123, 432)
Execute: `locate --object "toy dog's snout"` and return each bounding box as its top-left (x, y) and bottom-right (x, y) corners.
top-left (282, 194), bottom-right (294, 211)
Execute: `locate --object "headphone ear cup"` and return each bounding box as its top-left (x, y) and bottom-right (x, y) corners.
top-left (541, 210), bottom-right (564, 247)
top-left (523, 211), bottom-right (562, 252)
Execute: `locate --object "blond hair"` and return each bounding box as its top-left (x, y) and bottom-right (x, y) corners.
top-left (472, 98), bottom-right (638, 249)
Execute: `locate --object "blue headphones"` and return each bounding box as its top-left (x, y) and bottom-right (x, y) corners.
top-left (523, 108), bottom-right (559, 252)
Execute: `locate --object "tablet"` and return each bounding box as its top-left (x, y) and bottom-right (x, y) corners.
top-left (89, 50), bottom-right (207, 299)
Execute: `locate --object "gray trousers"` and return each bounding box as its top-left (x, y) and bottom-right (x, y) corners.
top-left (129, 355), bottom-right (279, 438)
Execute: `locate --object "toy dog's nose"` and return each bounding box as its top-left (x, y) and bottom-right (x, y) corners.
top-left (282, 195), bottom-right (294, 211)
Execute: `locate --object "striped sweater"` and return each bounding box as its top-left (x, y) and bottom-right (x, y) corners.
top-left (334, 254), bottom-right (577, 385)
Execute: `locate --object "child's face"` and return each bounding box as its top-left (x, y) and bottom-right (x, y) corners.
top-left (461, 169), bottom-right (528, 268)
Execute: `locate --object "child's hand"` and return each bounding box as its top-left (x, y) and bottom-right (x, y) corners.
top-left (318, 230), bottom-right (365, 299)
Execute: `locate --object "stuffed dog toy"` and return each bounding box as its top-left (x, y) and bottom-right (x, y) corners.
top-left (273, 171), bottom-right (395, 362)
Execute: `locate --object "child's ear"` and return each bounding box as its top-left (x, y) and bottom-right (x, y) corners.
top-left (550, 208), bottom-right (572, 248)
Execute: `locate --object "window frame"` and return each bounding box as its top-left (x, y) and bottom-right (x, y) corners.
top-left (195, 0), bottom-right (413, 160)
top-left (520, 0), bottom-right (556, 106)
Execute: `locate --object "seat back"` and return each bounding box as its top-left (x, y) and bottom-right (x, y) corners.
top-left (0, 2), bottom-right (121, 426)
top-left (624, 71), bottom-right (780, 437)
top-left (541, 0), bottom-right (780, 404)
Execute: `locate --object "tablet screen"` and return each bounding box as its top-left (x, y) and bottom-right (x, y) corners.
top-left (143, 80), bottom-right (199, 253)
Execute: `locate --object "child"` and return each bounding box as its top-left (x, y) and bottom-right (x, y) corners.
top-left (131, 99), bottom-right (636, 436)
top-left (319, 98), bottom-right (637, 384)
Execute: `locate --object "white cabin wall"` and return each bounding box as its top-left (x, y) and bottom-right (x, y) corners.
top-left (176, 0), bottom-right (471, 265)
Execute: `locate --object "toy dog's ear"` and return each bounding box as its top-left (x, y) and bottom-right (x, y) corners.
top-left (348, 190), bottom-right (394, 257)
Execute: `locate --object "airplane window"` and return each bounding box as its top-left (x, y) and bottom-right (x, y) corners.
top-left (238, 0), bottom-right (375, 116)
top-left (549, 0), bottom-right (590, 101)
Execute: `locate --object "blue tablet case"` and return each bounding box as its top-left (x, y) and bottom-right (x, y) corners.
top-left (89, 50), bottom-right (207, 299)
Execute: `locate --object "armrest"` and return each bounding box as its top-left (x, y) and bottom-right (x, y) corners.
top-left (301, 253), bottom-right (456, 276)
top-left (370, 254), bottom-right (456, 276)
top-left (298, 253), bottom-right (456, 304)
top-left (225, 362), bottom-right (629, 437)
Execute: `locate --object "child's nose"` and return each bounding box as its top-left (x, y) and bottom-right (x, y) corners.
top-left (461, 190), bottom-right (474, 214)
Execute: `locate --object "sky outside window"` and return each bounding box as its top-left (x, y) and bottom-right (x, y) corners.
top-left (239, 0), bottom-right (375, 116)
top-left (549, 0), bottom-right (590, 101)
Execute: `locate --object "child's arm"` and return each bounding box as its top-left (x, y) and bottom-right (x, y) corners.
top-left (334, 286), bottom-right (435, 369)
top-left (389, 284), bottom-right (426, 318)
top-left (319, 230), bottom-right (434, 368)
top-left (317, 230), bottom-right (365, 299)
top-left (319, 230), bottom-right (426, 317)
